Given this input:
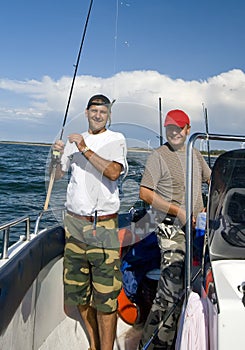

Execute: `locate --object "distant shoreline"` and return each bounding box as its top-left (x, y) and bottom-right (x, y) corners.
top-left (0, 140), bottom-right (226, 155)
top-left (0, 140), bottom-right (151, 152)
top-left (0, 140), bottom-right (52, 147)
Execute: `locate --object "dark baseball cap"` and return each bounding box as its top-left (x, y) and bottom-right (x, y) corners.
top-left (86, 94), bottom-right (111, 109)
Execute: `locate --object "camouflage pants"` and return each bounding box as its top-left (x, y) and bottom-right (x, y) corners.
top-left (139, 223), bottom-right (185, 350)
top-left (63, 213), bottom-right (122, 313)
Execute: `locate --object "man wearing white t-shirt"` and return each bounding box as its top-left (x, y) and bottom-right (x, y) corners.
top-left (53, 94), bottom-right (127, 350)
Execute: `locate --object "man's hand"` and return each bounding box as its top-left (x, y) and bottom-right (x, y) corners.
top-left (68, 133), bottom-right (85, 148)
top-left (177, 208), bottom-right (196, 228)
top-left (52, 139), bottom-right (65, 154)
top-left (176, 207), bottom-right (186, 226)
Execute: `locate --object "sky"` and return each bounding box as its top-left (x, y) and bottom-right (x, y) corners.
top-left (0, 0), bottom-right (245, 150)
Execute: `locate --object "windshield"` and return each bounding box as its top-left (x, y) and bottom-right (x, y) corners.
top-left (207, 149), bottom-right (245, 260)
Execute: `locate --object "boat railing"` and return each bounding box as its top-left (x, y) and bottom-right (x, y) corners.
top-left (0, 207), bottom-right (65, 260)
top-left (0, 216), bottom-right (30, 259)
top-left (33, 207), bottom-right (65, 235)
top-left (185, 132), bottom-right (245, 300)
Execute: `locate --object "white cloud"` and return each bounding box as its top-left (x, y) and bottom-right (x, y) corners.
top-left (0, 69), bottom-right (245, 144)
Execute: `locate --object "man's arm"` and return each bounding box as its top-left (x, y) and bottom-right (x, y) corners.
top-left (70, 133), bottom-right (123, 181)
top-left (82, 150), bottom-right (122, 181)
top-left (139, 186), bottom-right (186, 225)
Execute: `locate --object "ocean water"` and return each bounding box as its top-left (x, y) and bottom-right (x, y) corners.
top-left (0, 143), bottom-right (213, 251)
top-left (0, 143), bottom-right (149, 247)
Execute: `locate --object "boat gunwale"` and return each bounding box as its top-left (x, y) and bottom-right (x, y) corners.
top-left (0, 225), bottom-right (65, 335)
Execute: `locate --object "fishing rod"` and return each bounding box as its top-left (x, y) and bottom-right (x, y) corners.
top-left (43, 0), bottom-right (94, 211)
top-left (202, 103), bottom-right (211, 168)
top-left (159, 97), bottom-right (163, 146)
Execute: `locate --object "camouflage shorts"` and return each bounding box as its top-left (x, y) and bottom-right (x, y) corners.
top-left (139, 223), bottom-right (185, 349)
top-left (64, 212), bottom-right (120, 249)
top-left (63, 215), bottom-right (122, 313)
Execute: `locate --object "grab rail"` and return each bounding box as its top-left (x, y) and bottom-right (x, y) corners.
top-left (0, 208), bottom-right (65, 260)
top-left (0, 216), bottom-right (30, 259)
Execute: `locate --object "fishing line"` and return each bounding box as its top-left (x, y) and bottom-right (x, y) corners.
top-left (44, 0), bottom-right (94, 211)
top-left (113, 0), bottom-right (119, 75)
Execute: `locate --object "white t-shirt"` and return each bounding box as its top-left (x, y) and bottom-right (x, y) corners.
top-left (61, 129), bottom-right (127, 216)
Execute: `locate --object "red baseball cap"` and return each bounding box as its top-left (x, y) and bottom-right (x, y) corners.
top-left (164, 109), bottom-right (190, 128)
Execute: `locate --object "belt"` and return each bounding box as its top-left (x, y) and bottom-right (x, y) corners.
top-left (67, 210), bottom-right (117, 222)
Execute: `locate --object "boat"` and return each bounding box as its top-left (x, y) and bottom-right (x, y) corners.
top-left (177, 133), bottom-right (245, 350)
top-left (1, 132), bottom-right (244, 349)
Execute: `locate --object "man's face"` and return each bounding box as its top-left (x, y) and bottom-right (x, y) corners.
top-left (86, 103), bottom-right (109, 134)
top-left (165, 124), bottom-right (190, 149)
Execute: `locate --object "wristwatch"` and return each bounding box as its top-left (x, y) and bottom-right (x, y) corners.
top-left (81, 146), bottom-right (90, 154)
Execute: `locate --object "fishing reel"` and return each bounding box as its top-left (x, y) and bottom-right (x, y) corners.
top-left (51, 149), bottom-right (61, 163)
top-left (50, 148), bottom-right (61, 166)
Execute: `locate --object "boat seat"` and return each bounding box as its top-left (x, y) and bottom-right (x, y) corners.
top-left (222, 188), bottom-right (245, 224)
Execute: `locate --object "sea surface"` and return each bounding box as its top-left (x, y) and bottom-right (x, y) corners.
top-left (0, 143), bottom-right (214, 251)
top-left (0, 143), bottom-right (149, 248)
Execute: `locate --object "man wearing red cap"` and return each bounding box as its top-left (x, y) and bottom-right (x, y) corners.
top-left (138, 109), bottom-right (210, 349)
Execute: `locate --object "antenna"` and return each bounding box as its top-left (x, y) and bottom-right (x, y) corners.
top-left (202, 103), bottom-right (211, 168)
top-left (159, 97), bottom-right (163, 146)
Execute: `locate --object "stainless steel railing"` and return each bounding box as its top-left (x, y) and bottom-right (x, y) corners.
top-left (0, 216), bottom-right (30, 259)
top-left (0, 208), bottom-right (65, 260)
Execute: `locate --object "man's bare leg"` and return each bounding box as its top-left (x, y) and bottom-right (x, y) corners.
top-left (78, 304), bottom-right (100, 350)
top-left (97, 310), bottom-right (117, 350)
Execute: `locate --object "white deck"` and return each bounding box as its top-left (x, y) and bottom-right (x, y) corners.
top-left (0, 253), bottom-right (143, 350)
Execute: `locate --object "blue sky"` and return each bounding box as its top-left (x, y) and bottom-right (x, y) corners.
top-left (0, 0), bottom-right (245, 149)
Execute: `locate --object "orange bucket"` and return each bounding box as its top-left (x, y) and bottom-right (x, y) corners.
top-left (205, 268), bottom-right (214, 295)
top-left (117, 288), bottom-right (139, 325)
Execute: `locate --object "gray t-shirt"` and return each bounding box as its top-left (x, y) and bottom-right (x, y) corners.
top-left (140, 143), bottom-right (211, 217)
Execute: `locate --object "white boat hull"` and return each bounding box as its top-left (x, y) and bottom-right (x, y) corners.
top-left (0, 233), bottom-right (141, 350)
top-left (212, 260), bottom-right (245, 349)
